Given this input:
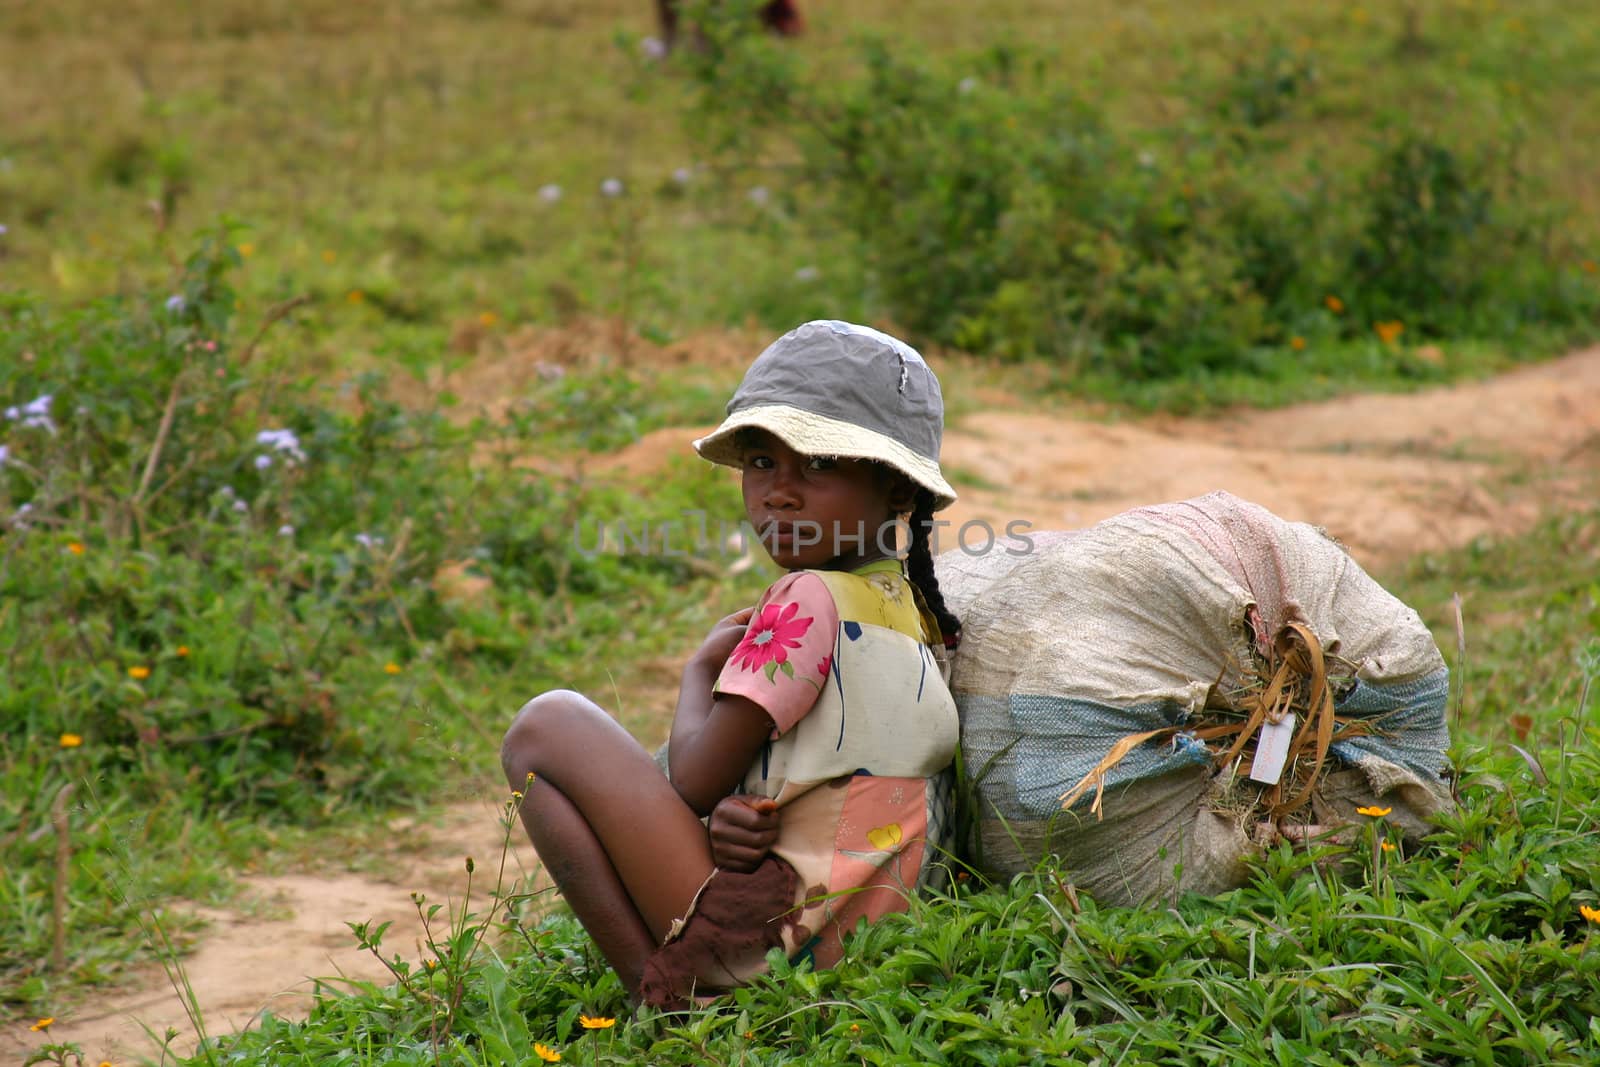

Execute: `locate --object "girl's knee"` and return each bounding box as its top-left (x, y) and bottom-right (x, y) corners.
top-left (500, 689), bottom-right (596, 782)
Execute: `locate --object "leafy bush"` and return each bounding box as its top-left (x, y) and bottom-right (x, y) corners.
top-left (674, 17), bottom-right (1599, 380)
top-left (1, 233), bottom-right (746, 1001)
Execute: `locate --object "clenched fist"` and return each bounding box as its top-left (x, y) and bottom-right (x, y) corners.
top-left (708, 794), bottom-right (780, 873)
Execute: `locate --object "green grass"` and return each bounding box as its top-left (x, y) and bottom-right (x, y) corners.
top-left (109, 506), bottom-right (1593, 1065)
top-left (6, 0), bottom-right (1600, 1059)
top-left (1400, 508), bottom-right (1600, 736)
top-left (3, 0), bottom-right (1597, 401)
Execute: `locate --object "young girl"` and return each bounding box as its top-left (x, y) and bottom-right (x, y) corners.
top-left (501, 320), bottom-right (962, 1009)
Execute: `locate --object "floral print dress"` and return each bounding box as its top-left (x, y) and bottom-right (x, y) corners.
top-left (710, 558), bottom-right (959, 971)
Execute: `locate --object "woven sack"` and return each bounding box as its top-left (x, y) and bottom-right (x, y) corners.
top-left (937, 491), bottom-right (1453, 904)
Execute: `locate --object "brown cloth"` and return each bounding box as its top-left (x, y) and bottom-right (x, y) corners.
top-left (637, 856), bottom-right (801, 1011)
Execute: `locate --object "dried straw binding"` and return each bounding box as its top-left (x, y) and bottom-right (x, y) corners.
top-left (1060, 621), bottom-right (1377, 820)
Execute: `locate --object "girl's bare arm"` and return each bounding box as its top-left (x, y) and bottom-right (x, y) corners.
top-left (667, 607), bottom-right (774, 816)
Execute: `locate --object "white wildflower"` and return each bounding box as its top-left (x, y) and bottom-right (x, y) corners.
top-left (958, 76), bottom-right (979, 95)
top-left (220, 485), bottom-right (236, 499)
top-left (640, 36), bottom-right (667, 60)
top-left (355, 532), bottom-right (386, 549)
top-left (166, 294), bottom-right (186, 314)
top-left (8, 394), bottom-right (56, 434)
top-left (1137, 150), bottom-right (1156, 168)
top-left (232, 499), bottom-right (248, 513)
top-left (0, 444), bottom-right (9, 465)
top-left (278, 524), bottom-right (295, 537)
top-left (0, 223), bottom-right (8, 236)
top-left (254, 454), bottom-right (273, 470)
top-left (254, 428), bottom-right (306, 464)
top-left (538, 183), bottom-right (563, 204)
top-left (600, 177), bottom-right (624, 198)
top-left (793, 265), bottom-right (820, 282)
top-left (747, 185), bottom-right (770, 206)
top-left (672, 167), bottom-right (693, 185)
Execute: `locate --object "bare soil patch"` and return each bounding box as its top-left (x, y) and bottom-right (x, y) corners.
top-left (4, 798), bottom-right (547, 1065)
top-left (940, 344), bottom-right (1600, 571)
top-left (9, 340), bottom-right (1598, 1064)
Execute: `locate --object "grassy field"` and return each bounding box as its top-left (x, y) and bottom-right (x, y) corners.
top-left (4, 0), bottom-right (1597, 396)
top-left (75, 508), bottom-right (1600, 1065)
top-left (4, 0), bottom-right (1599, 1063)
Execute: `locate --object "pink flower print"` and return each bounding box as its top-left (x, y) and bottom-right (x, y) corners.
top-left (730, 601), bottom-right (813, 680)
top-left (817, 654), bottom-right (834, 678)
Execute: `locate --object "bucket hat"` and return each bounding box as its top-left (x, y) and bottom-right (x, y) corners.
top-left (693, 320), bottom-right (956, 510)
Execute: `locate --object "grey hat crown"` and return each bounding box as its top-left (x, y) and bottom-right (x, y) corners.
top-left (728, 320), bottom-right (945, 463)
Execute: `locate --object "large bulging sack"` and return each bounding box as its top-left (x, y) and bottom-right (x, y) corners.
top-left (936, 491), bottom-right (1452, 904)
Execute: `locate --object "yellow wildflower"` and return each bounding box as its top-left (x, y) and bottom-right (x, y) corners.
top-left (347, 290), bottom-right (365, 304)
top-left (176, 646), bottom-right (190, 657)
top-left (511, 790), bottom-right (524, 800)
top-left (579, 1015), bottom-right (615, 1029)
top-left (478, 311), bottom-right (498, 327)
top-left (1580, 904), bottom-right (1600, 924)
top-left (237, 242), bottom-right (255, 257)
top-left (67, 541), bottom-right (86, 555)
top-left (60, 733), bottom-right (83, 749)
top-left (533, 1043), bottom-right (561, 1062)
top-left (321, 249), bottom-right (337, 263)
top-left (30, 1017), bottom-right (54, 1031)
top-left (1380, 841), bottom-right (1396, 853)
top-left (1324, 295), bottom-right (1345, 313)
top-left (1356, 804), bottom-right (1392, 818)
top-left (1289, 336), bottom-right (1307, 351)
top-left (1581, 260), bottom-right (1598, 274)
top-left (384, 662), bottom-right (403, 675)
top-left (128, 665), bottom-right (151, 680)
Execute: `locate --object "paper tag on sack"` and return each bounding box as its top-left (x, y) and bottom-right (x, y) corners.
top-left (1248, 713), bottom-right (1296, 785)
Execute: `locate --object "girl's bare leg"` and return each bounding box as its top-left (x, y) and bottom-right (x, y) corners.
top-left (501, 689), bottom-right (715, 995)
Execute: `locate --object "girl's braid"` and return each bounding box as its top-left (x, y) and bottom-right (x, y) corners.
top-left (905, 488), bottom-right (961, 647)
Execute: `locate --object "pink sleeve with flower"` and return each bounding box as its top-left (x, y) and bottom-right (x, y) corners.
top-left (714, 572), bottom-right (839, 736)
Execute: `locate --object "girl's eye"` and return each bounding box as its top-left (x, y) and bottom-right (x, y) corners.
top-left (805, 457), bottom-right (836, 472)
top-left (746, 455), bottom-right (774, 470)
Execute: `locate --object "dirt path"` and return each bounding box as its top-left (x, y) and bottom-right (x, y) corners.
top-left (5, 797), bottom-right (549, 1066)
top-left (8, 343), bottom-right (1599, 1065)
top-left (938, 345), bottom-right (1600, 571)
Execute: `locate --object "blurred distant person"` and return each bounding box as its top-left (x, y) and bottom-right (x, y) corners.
top-left (656, 0), bottom-right (804, 52)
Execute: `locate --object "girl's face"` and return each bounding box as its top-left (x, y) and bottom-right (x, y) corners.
top-left (738, 431), bottom-right (912, 571)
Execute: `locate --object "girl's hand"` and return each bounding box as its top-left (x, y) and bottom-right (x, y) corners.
top-left (708, 794), bottom-right (779, 873)
top-left (691, 607), bottom-right (755, 672)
